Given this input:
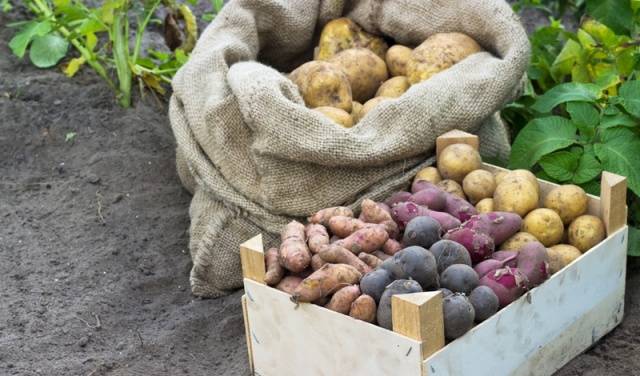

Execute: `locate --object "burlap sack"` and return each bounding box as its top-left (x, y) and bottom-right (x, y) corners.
top-left (169, 0), bottom-right (530, 297)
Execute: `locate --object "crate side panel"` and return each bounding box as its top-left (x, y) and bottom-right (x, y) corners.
top-left (244, 279), bottom-right (423, 376)
top-left (423, 227), bottom-right (627, 376)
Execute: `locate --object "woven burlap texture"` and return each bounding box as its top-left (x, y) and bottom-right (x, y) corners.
top-left (169, 0), bottom-right (530, 297)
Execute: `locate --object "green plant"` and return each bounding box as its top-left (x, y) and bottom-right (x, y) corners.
top-left (7, 0), bottom-right (208, 107)
top-left (503, 15), bottom-right (640, 255)
top-left (511, 0), bottom-right (585, 20)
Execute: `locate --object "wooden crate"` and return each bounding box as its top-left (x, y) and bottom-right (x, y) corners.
top-left (239, 130), bottom-right (629, 376)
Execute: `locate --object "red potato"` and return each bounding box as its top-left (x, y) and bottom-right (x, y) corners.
top-left (311, 253), bottom-right (327, 271)
top-left (385, 191), bottom-right (412, 207)
top-left (279, 221), bottom-right (312, 273)
top-left (461, 212), bottom-right (523, 245)
top-left (306, 224), bottom-right (330, 254)
top-left (325, 285), bottom-right (361, 314)
top-left (293, 263), bottom-right (363, 303)
top-left (443, 194), bottom-right (477, 222)
top-left (516, 241), bottom-right (549, 288)
top-left (409, 183), bottom-right (447, 211)
top-left (382, 238), bottom-right (402, 256)
top-left (391, 202), bottom-right (460, 231)
top-left (474, 254), bottom-right (517, 278)
top-left (361, 199), bottom-right (399, 238)
top-left (275, 276), bottom-right (303, 295)
top-left (308, 206), bottom-right (354, 226)
top-left (349, 294), bottom-right (377, 323)
top-left (479, 267), bottom-right (526, 307)
top-left (264, 247), bottom-right (285, 286)
top-left (444, 227), bottom-right (495, 263)
top-left (373, 250), bottom-right (392, 260)
top-left (359, 253), bottom-right (383, 269)
top-left (378, 202), bottom-right (392, 215)
top-left (319, 244), bottom-right (372, 275)
top-left (335, 225), bottom-right (389, 254)
top-left (491, 250), bottom-right (518, 267)
top-left (328, 216), bottom-right (367, 238)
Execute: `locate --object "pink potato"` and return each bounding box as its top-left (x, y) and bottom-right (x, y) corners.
top-left (279, 221), bottom-right (312, 273)
top-left (391, 202), bottom-right (460, 231)
top-left (264, 247), bottom-right (285, 286)
top-left (474, 254), bottom-right (517, 278)
top-left (382, 238), bottom-right (402, 255)
top-left (409, 184), bottom-right (447, 211)
top-left (359, 253), bottom-right (383, 269)
top-left (334, 225), bottom-right (389, 254)
top-left (443, 194), bottom-right (477, 222)
top-left (385, 191), bottom-right (412, 207)
top-left (325, 285), bottom-right (361, 314)
top-left (516, 241), bottom-right (549, 289)
top-left (275, 276), bottom-right (303, 295)
top-left (349, 294), bottom-right (377, 323)
top-left (311, 253), bottom-right (327, 271)
top-left (373, 250), bottom-right (392, 260)
top-left (444, 227), bottom-right (495, 263)
top-left (328, 216), bottom-right (367, 238)
top-left (308, 206), bottom-right (354, 226)
top-left (319, 244), bottom-right (372, 275)
top-left (491, 250), bottom-right (518, 267)
top-left (360, 199), bottom-right (398, 238)
top-left (293, 263), bottom-right (362, 303)
top-left (461, 212), bottom-right (522, 245)
top-left (305, 224), bottom-right (330, 254)
top-left (479, 267), bottom-right (526, 308)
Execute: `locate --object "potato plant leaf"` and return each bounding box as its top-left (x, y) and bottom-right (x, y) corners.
top-left (531, 82), bottom-right (601, 113)
top-left (594, 128), bottom-right (640, 196)
top-left (539, 151), bottom-right (580, 182)
top-left (509, 116), bottom-right (578, 169)
top-left (599, 112), bottom-right (638, 129)
top-left (586, 0), bottom-right (634, 35)
top-left (619, 80), bottom-right (640, 118)
top-left (9, 21), bottom-right (51, 58)
top-left (64, 56), bottom-right (86, 77)
top-left (29, 33), bottom-right (69, 68)
top-left (573, 146), bottom-right (602, 184)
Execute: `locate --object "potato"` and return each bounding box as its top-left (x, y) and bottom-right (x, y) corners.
top-left (318, 244), bottom-right (372, 275)
top-left (305, 224), bottom-right (330, 254)
top-left (493, 176), bottom-right (539, 217)
top-left (547, 244), bottom-right (582, 274)
top-left (522, 208), bottom-right (564, 247)
top-left (544, 185), bottom-right (588, 225)
top-left (430, 239), bottom-right (472, 273)
top-left (568, 215), bottom-right (606, 252)
top-left (325, 285), bottom-right (361, 314)
top-left (360, 96), bottom-right (391, 118)
top-left (504, 169), bottom-right (540, 195)
top-left (375, 76), bottom-right (410, 98)
top-left (437, 143), bottom-right (482, 183)
top-left (499, 232), bottom-right (539, 251)
top-left (475, 198), bottom-right (494, 213)
top-left (359, 253), bottom-right (383, 269)
top-left (289, 61), bottom-right (352, 112)
top-left (494, 171), bottom-right (509, 186)
top-left (402, 216), bottom-right (442, 249)
top-left (385, 45), bottom-right (413, 77)
top-left (469, 285), bottom-right (499, 322)
top-left (349, 294), bottom-right (377, 323)
top-left (436, 179), bottom-right (465, 199)
top-left (360, 268), bottom-right (394, 302)
top-left (275, 276), bottom-right (303, 295)
top-left (334, 224), bottom-right (389, 254)
top-left (392, 246), bottom-right (439, 290)
top-left (377, 279), bottom-right (423, 329)
top-left (443, 294), bottom-right (475, 340)
top-left (406, 32), bottom-right (482, 84)
top-left (309, 206), bottom-right (353, 227)
top-left (264, 247), bottom-right (284, 286)
top-left (440, 264), bottom-right (479, 295)
top-left (313, 106), bottom-right (354, 128)
top-left (329, 48), bottom-right (389, 102)
top-left (414, 166), bottom-right (442, 184)
top-left (293, 263), bottom-right (362, 303)
top-left (316, 18), bottom-right (388, 61)
top-left (351, 101), bottom-right (363, 124)
top-left (462, 169), bottom-right (496, 204)
top-left (279, 221), bottom-right (312, 273)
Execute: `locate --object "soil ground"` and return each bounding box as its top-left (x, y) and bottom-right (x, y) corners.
top-left (1, 6), bottom-right (640, 376)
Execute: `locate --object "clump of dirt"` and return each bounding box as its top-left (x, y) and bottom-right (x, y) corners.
top-left (1, 6), bottom-right (639, 376)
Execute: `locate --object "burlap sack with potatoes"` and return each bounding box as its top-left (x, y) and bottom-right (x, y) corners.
top-left (169, 0), bottom-right (530, 297)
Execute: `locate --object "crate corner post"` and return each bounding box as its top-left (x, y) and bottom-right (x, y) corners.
top-left (392, 291), bottom-right (445, 362)
top-left (600, 171), bottom-right (627, 236)
top-left (240, 234), bottom-right (265, 375)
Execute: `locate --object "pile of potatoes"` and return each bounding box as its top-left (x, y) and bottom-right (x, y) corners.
top-left (264, 142), bottom-right (607, 341)
top-left (289, 18), bottom-right (483, 127)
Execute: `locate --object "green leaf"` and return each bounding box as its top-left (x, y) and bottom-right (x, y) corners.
top-left (581, 19), bottom-right (620, 48)
top-left (580, 179), bottom-right (601, 196)
top-left (566, 101), bottom-right (599, 127)
top-left (599, 112), bottom-right (638, 129)
top-left (586, 0), bottom-right (633, 34)
top-left (509, 116), bottom-right (578, 169)
top-left (573, 146), bottom-right (603, 184)
top-left (594, 128), bottom-right (640, 196)
top-left (535, 169), bottom-right (555, 182)
top-left (539, 151), bottom-right (580, 182)
top-left (29, 33), bottom-right (69, 68)
top-left (65, 131), bottom-right (77, 143)
top-left (9, 21), bottom-right (51, 58)
top-left (550, 39), bottom-right (582, 82)
top-left (628, 226), bottom-right (640, 257)
top-left (615, 48), bottom-right (638, 77)
top-left (531, 83), bottom-right (601, 113)
top-left (619, 81), bottom-right (640, 118)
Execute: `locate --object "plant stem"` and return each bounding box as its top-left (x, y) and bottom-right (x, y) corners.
top-left (113, 7), bottom-right (131, 108)
top-left (132, 0), bottom-right (161, 65)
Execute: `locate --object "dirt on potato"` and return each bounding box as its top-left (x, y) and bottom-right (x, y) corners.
top-left (1, 6), bottom-right (639, 376)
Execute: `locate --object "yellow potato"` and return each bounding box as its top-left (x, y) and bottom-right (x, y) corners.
top-left (406, 32), bottom-right (482, 84)
top-left (414, 166), bottom-right (441, 184)
top-left (462, 169), bottom-right (496, 204)
top-left (437, 143), bottom-right (482, 183)
top-left (544, 184), bottom-right (588, 225)
top-left (493, 176), bottom-right (539, 217)
top-left (504, 169), bottom-right (540, 195)
top-left (499, 232), bottom-right (539, 251)
top-left (375, 76), bottom-right (410, 98)
top-left (475, 198), bottom-right (494, 213)
top-left (316, 18), bottom-right (388, 61)
top-left (494, 171), bottom-right (509, 186)
top-left (522, 208), bottom-right (564, 247)
top-left (289, 61), bottom-right (352, 112)
top-left (568, 215), bottom-right (605, 252)
top-left (360, 96), bottom-right (391, 118)
top-left (313, 106), bottom-right (354, 128)
top-left (547, 244), bottom-right (582, 274)
top-left (329, 48), bottom-right (388, 103)
top-left (385, 45), bottom-right (413, 77)
top-left (436, 179), bottom-right (465, 200)
top-left (350, 101), bottom-right (363, 124)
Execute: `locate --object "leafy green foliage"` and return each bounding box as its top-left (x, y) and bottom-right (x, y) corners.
top-left (29, 33), bottom-right (69, 68)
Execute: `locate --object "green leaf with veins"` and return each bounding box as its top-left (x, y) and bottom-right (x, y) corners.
top-left (509, 116), bottom-right (578, 169)
top-left (29, 33), bottom-right (69, 68)
top-left (586, 0), bottom-right (633, 35)
top-left (594, 128), bottom-right (640, 196)
top-left (531, 83), bottom-right (601, 113)
top-left (580, 179), bottom-right (601, 196)
top-left (539, 151), bottom-right (580, 182)
top-left (9, 21), bottom-right (51, 58)
top-left (619, 81), bottom-right (640, 118)
top-left (599, 112), bottom-right (638, 129)
top-left (566, 101), bottom-right (599, 139)
top-left (573, 146), bottom-right (603, 184)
